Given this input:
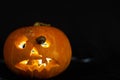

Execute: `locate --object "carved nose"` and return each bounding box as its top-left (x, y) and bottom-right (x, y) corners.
top-left (29, 47), bottom-right (47, 63)
top-left (30, 47), bottom-right (42, 59)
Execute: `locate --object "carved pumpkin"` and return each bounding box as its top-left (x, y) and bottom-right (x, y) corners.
top-left (3, 23), bottom-right (72, 79)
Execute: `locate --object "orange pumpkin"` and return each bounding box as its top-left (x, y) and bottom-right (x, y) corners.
top-left (3, 22), bottom-right (72, 79)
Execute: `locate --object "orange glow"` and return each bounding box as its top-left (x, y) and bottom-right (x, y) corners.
top-left (15, 57), bottom-right (59, 72)
top-left (18, 41), bottom-right (26, 49)
top-left (41, 41), bottom-right (50, 48)
top-left (15, 36), bottom-right (28, 49)
top-left (19, 60), bottom-right (29, 64)
top-left (30, 47), bottom-right (40, 56)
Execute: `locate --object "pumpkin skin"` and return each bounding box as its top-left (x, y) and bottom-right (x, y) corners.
top-left (3, 24), bottom-right (72, 79)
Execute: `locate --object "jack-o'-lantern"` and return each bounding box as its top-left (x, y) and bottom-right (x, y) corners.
top-left (3, 22), bottom-right (72, 79)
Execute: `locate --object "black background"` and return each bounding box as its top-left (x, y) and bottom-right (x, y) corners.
top-left (1, 1), bottom-right (120, 80)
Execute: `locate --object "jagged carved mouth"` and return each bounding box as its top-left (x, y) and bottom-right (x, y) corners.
top-left (15, 57), bottom-right (59, 72)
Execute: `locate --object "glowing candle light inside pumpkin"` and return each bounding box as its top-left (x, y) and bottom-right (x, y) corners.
top-left (38, 59), bottom-right (42, 65)
top-left (19, 60), bottom-right (29, 65)
top-left (18, 41), bottom-right (26, 49)
top-left (30, 48), bottom-right (39, 56)
top-left (41, 41), bottom-right (50, 48)
top-left (46, 58), bottom-right (52, 63)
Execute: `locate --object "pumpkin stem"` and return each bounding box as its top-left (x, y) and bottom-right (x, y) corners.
top-left (34, 22), bottom-right (51, 26)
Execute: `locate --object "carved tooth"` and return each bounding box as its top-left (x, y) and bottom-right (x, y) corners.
top-left (38, 59), bottom-right (42, 65)
top-left (28, 66), bottom-right (33, 72)
top-left (19, 60), bottom-right (29, 65)
top-left (42, 63), bottom-right (47, 67)
top-left (46, 58), bottom-right (52, 63)
top-left (38, 64), bottom-right (45, 72)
